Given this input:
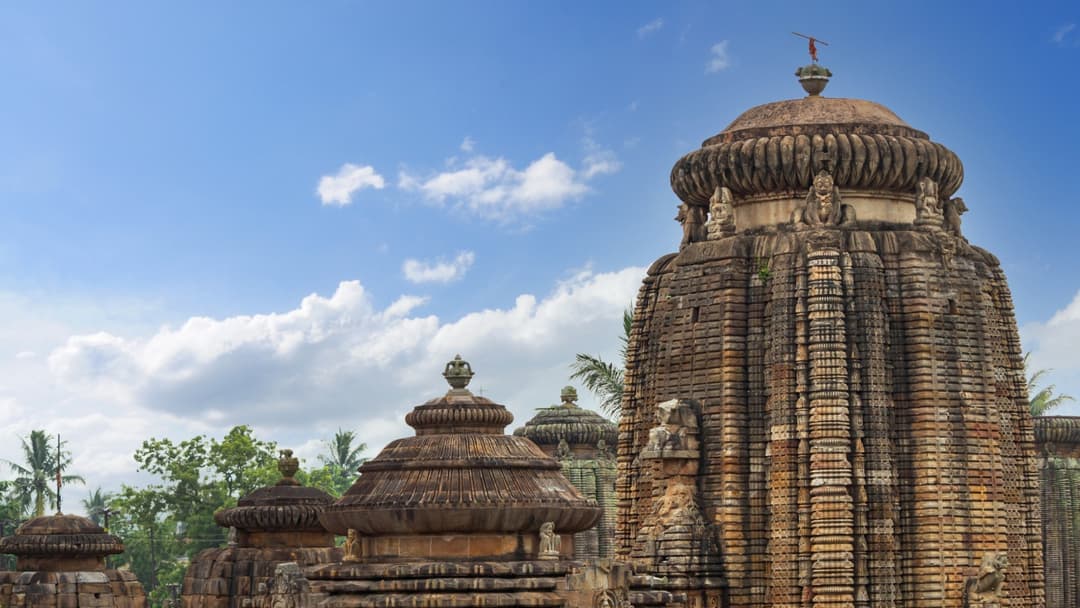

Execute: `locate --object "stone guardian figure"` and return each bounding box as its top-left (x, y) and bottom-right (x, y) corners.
top-left (706, 186), bottom-right (735, 238)
top-left (791, 170), bottom-right (852, 227)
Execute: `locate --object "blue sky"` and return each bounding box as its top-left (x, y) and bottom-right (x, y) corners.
top-left (1, 2), bottom-right (1078, 495)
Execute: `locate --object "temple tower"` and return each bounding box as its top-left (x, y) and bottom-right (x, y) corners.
top-left (514, 386), bottom-right (619, 560)
top-left (617, 66), bottom-right (1044, 608)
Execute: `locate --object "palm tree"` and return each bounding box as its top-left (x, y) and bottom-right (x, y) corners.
top-left (3, 431), bottom-right (85, 517)
top-left (1025, 352), bottom-right (1076, 416)
top-left (82, 487), bottom-right (112, 527)
top-left (570, 308), bottom-right (632, 417)
top-left (319, 429), bottom-right (367, 491)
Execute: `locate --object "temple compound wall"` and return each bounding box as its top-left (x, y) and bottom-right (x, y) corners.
top-left (616, 67), bottom-right (1044, 608)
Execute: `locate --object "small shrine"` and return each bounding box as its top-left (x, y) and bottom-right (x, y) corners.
top-left (514, 385), bottom-right (619, 560)
top-left (0, 513), bottom-right (145, 608)
top-left (181, 449), bottom-right (341, 608)
top-left (292, 356), bottom-right (676, 607)
top-left (1036, 416), bottom-right (1080, 608)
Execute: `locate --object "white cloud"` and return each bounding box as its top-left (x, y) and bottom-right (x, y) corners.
top-left (637, 18), bottom-right (664, 38)
top-left (402, 251), bottom-right (476, 284)
top-left (582, 136), bottom-right (622, 179)
top-left (706, 40), bottom-right (731, 73)
top-left (39, 266), bottom-right (645, 482)
top-left (317, 163), bottom-right (386, 206)
top-left (460, 136), bottom-right (476, 152)
top-left (1053, 23), bottom-right (1076, 46)
top-left (400, 153), bottom-right (587, 221)
top-left (1020, 288), bottom-right (1080, 416)
top-left (399, 134), bottom-right (620, 223)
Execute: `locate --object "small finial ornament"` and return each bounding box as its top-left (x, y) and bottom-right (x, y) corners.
top-left (278, 449), bottom-right (299, 483)
top-left (560, 386), bottom-right (578, 406)
top-left (443, 354), bottom-right (475, 390)
top-left (792, 32), bottom-right (832, 96)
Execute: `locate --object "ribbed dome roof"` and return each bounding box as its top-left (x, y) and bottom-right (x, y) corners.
top-left (319, 356), bottom-right (601, 536)
top-left (513, 386), bottom-right (617, 449)
top-left (1035, 416), bottom-right (1080, 446)
top-left (214, 449), bottom-right (335, 533)
top-left (708, 96), bottom-right (923, 144)
top-left (0, 514), bottom-right (123, 557)
top-left (670, 70), bottom-right (963, 206)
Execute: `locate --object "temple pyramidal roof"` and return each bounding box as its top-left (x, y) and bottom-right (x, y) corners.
top-left (320, 355), bottom-right (601, 537)
top-left (514, 386), bottom-right (618, 449)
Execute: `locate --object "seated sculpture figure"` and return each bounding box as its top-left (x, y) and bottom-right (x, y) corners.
top-left (791, 170), bottom-right (853, 228)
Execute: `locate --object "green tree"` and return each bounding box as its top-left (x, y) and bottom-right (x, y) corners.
top-left (82, 487), bottom-right (112, 527)
top-left (1026, 352), bottom-right (1076, 416)
top-left (113, 425), bottom-right (278, 599)
top-left (318, 429), bottom-right (367, 494)
top-left (570, 308), bottom-right (632, 417)
top-left (3, 430), bottom-right (84, 517)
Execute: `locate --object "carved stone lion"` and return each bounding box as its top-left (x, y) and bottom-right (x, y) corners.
top-left (944, 196), bottom-right (967, 237)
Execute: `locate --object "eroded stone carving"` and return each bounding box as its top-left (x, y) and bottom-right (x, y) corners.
top-left (791, 170), bottom-right (853, 228)
top-left (597, 438), bottom-right (613, 460)
top-left (556, 437), bottom-right (573, 460)
top-left (944, 196), bottom-right (967, 238)
top-left (268, 562), bottom-right (308, 608)
top-left (343, 529), bottom-right (360, 562)
top-left (539, 521), bottom-right (561, 560)
top-left (915, 176), bottom-right (943, 227)
top-left (677, 203), bottom-right (707, 247)
top-left (644, 399), bottom-right (699, 455)
top-left (965, 552), bottom-right (1008, 606)
top-left (706, 186), bottom-right (735, 238)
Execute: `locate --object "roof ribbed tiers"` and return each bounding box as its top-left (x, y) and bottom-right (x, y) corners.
top-left (0, 514), bottom-right (145, 608)
top-left (213, 448), bottom-right (336, 546)
top-left (514, 386), bottom-right (618, 454)
top-left (319, 355), bottom-right (601, 561)
top-left (618, 65), bottom-right (1044, 608)
top-left (181, 450), bottom-right (341, 608)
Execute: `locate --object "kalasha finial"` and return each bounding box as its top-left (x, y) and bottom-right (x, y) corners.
top-left (792, 32), bottom-right (832, 96)
top-left (277, 448), bottom-right (299, 484)
top-left (443, 354), bottom-right (475, 390)
top-left (560, 386), bottom-right (578, 406)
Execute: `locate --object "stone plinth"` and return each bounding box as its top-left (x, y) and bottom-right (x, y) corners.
top-left (0, 514), bottom-right (145, 608)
